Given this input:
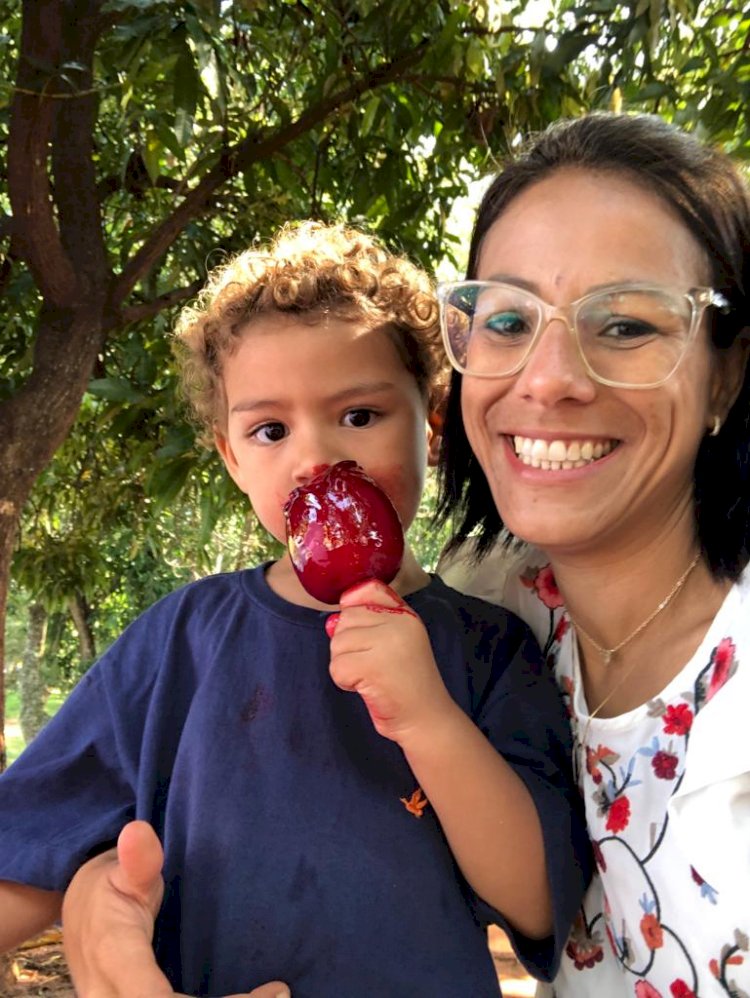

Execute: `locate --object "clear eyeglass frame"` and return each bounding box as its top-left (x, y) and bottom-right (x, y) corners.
top-left (436, 280), bottom-right (730, 390)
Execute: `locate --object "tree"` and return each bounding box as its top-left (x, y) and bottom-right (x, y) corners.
top-left (1, 0), bottom-right (748, 774)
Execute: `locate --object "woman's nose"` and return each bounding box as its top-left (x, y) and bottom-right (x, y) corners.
top-left (513, 319), bottom-right (597, 405)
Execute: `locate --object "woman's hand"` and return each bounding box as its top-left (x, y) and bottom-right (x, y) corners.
top-left (62, 820), bottom-right (290, 998)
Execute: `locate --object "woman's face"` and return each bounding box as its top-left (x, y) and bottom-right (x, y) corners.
top-left (461, 167), bottom-right (729, 561)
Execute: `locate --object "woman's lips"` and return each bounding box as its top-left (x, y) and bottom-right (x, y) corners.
top-left (511, 435), bottom-right (619, 470)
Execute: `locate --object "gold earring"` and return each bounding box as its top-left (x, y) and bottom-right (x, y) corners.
top-left (709, 415), bottom-right (722, 437)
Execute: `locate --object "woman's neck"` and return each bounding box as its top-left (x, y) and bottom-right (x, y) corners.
top-left (547, 530), bottom-right (732, 716)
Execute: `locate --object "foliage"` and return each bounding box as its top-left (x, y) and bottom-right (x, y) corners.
top-left (1, 0), bottom-right (749, 711)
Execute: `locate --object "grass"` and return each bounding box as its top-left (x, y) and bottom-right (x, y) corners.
top-left (4, 687), bottom-right (65, 766)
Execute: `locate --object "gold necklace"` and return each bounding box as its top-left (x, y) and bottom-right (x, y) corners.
top-left (568, 552), bottom-right (701, 668)
top-left (568, 551), bottom-right (701, 771)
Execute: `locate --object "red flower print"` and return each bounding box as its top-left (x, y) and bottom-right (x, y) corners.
top-left (592, 841), bottom-right (607, 872)
top-left (640, 913), bottom-right (664, 950)
top-left (565, 913), bottom-right (605, 970)
top-left (553, 615), bottom-right (570, 642)
top-left (709, 958), bottom-right (720, 978)
top-left (586, 747), bottom-right (603, 785)
top-left (522, 564), bottom-right (565, 609)
top-left (586, 744), bottom-right (618, 785)
top-left (605, 795), bottom-right (630, 833)
top-left (670, 981), bottom-right (696, 998)
top-left (707, 637), bottom-right (737, 702)
top-left (565, 937), bottom-right (604, 970)
top-left (635, 982), bottom-right (663, 998)
top-left (663, 702), bottom-right (693, 736)
top-left (652, 750), bottom-right (678, 780)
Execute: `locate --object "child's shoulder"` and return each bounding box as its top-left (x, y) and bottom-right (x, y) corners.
top-left (119, 565), bottom-right (266, 640)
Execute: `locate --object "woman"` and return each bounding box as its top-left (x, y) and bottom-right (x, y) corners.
top-left (438, 111), bottom-right (750, 996)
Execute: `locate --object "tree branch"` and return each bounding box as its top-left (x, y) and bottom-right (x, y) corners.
top-left (51, 0), bottom-right (111, 297)
top-left (120, 279), bottom-right (204, 325)
top-left (7, 0), bottom-right (77, 306)
top-left (111, 39), bottom-right (429, 305)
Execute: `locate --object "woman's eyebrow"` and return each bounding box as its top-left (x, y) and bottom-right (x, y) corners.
top-left (480, 274), bottom-right (653, 295)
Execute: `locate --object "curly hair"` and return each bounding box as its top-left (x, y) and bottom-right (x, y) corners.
top-left (174, 221), bottom-right (446, 437)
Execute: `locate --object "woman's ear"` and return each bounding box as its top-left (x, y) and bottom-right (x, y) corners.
top-left (709, 328), bottom-right (750, 426)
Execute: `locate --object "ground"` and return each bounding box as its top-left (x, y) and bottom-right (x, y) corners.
top-left (6, 933), bottom-right (72, 998)
top-left (7, 927), bottom-right (536, 997)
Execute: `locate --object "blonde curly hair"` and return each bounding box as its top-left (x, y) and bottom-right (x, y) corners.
top-left (173, 221), bottom-right (447, 438)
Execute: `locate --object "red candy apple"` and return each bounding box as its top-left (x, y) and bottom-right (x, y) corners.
top-left (284, 460), bottom-right (404, 605)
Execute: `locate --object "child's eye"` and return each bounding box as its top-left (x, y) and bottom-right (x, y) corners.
top-left (343, 408), bottom-right (378, 428)
top-left (251, 422), bottom-right (288, 444)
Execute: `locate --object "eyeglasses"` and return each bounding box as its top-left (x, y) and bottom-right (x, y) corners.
top-left (437, 281), bottom-right (730, 389)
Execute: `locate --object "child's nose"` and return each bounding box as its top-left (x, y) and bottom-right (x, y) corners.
top-left (291, 435), bottom-right (349, 485)
top-left (293, 462), bottom-right (331, 486)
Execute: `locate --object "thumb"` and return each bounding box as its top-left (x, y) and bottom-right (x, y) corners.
top-left (112, 820), bottom-right (164, 911)
top-left (244, 984), bottom-right (291, 998)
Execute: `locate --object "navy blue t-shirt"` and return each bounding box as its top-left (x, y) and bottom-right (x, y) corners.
top-left (0, 567), bottom-right (590, 996)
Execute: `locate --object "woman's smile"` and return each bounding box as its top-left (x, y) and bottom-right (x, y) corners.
top-left (510, 435), bottom-right (619, 470)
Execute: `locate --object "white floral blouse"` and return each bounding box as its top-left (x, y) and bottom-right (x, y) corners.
top-left (440, 550), bottom-right (750, 998)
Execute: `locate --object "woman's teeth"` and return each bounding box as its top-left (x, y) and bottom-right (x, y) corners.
top-left (512, 436), bottom-right (616, 470)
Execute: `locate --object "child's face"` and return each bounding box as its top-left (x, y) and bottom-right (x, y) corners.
top-left (214, 314), bottom-right (436, 546)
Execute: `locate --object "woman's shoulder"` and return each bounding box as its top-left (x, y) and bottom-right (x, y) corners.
top-left (437, 540), bottom-right (564, 648)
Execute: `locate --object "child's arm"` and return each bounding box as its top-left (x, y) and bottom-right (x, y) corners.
top-left (0, 881), bottom-right (63, 952)
top-left (62, 821), bottom-right (291, 998)
top-left (328, 580), bottom-right (553, 941)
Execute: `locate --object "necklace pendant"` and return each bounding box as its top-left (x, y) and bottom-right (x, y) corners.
top-left (602, 649), bottom-right (613, 666)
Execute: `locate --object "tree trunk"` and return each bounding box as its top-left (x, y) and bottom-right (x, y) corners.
top-left (0, 514), bottom-right (19, 998)
top-left (68, 591), bottom-right (96, 663)
top-left (19, 601), bottom-right (48, 746)
top-left (0, 511), bottom-right (15, 775)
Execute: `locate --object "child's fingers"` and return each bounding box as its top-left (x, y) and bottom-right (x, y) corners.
top-left (325, 613), bottom-right (340, 638)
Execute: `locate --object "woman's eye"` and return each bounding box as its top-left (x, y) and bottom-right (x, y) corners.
top-left (598, 318), bottom-right (657, 344)
top-left (484, 311), bottom-right (529, 337)
top-left (252, 422), bottom-right (287, 443)
top-left (343, 408), bottom-right (377, 428)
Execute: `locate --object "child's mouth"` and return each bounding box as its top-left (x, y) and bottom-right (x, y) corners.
top-left (511, 435), bottom-right (619, 470)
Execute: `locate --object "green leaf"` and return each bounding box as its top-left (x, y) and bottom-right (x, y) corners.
top-left (360, 95), bottom-right (380, 137)
top-left (142, 131), bottom-right (162, 184)
top-left (145, 457), bottom-right (194, 505)
top-left (87, 378), bottom-right (144, 403)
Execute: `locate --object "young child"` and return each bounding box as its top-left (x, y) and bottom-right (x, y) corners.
top-left (0, 223), bottom-right (590, 997)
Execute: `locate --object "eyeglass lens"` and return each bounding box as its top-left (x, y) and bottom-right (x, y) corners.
top-left (442, 284), bottom-right (695, 386)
